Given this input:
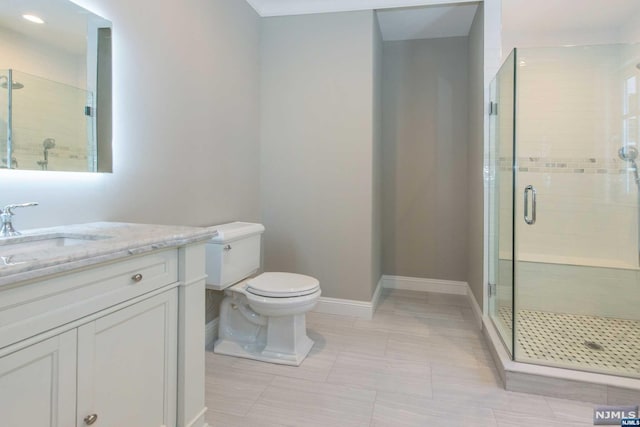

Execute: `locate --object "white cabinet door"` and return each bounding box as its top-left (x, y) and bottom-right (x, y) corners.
top-left (0, 330), bottom-right (77, 427)
top-left (77, 290), bottom-right (178, 427)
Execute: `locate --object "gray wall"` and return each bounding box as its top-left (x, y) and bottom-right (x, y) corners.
top-left (1, 0), bottom-right (261, 323)
top-left (381, 37), bottom-right (469, 281)
top-left (371, 16), bottom-right (383, 296)
top-left (260, 11), bottom-right (380, 302)
top-left (2, 0), bottom-right (485, 311)
top-left (467, 6), bottom-right (485, 307)
top-left (2, 0), bottom-right (260, 229)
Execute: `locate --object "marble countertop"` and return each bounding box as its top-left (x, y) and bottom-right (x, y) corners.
top-left (0, 222), bottom-right (217, 287)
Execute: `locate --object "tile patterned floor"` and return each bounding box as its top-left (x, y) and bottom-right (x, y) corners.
top-left (205, 289), bottom-right (600, 426)
top-left (497, 307), bottom-right (640, 377)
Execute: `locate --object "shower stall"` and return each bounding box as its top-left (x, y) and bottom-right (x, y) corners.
top-left (0, 68), bottom-right (95, 171)
top-left (488, 43), bottom-right (640, 378)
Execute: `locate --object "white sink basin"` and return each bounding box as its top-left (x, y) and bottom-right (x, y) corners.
top-left (0, 233), bottom-right (110, 264)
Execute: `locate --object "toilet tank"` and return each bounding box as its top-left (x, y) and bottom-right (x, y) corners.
top-left (205, 222), bottom-right (265, 290)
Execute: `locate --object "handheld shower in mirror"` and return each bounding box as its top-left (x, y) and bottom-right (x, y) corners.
top-left (43, 138), bottom-right (56, 151)
top-left (37, 138), bottom-right (56, 170)
top-left (619, 146), bottom-right (640, 187)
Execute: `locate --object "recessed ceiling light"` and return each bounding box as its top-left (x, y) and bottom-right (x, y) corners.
top-left (22, 14), bottom-right (45, 24)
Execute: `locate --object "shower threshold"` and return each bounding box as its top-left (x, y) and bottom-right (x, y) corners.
top-left (484, 312), bottom-right (640, 404)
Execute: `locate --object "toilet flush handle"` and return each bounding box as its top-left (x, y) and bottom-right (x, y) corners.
top-left (223, 244), bottom-right (232, 251)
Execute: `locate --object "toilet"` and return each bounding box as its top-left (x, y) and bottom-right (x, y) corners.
top-left (205, 222), bottom-right (321, 366)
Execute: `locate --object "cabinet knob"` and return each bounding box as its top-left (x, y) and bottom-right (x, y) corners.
top-left (84, 413), bottom-right (98, 425)
top-left (131, 273), bottom-right (143, 283)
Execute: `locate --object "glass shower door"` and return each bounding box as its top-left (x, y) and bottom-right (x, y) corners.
top-left (488, 51), bottom-right (517, 356)
top-left (512, 44), bottom-right (640, 378)
top-left (0, 69), bottom-right (8, 168)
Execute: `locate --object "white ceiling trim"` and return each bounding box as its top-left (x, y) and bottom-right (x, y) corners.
top-left (245, 0), bottom-right (479, 17)
top-left (377, 4), bottom-right (479, 41)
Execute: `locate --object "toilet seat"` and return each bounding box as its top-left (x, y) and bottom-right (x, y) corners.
top-left (245, 272), bottom-right (320, 298)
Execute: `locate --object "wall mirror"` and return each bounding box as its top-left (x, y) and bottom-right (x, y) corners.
top-left (0, 0), bottom-right (112, 172)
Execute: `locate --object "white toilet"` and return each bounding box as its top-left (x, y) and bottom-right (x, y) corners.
top-left (205, 222), bottom-right (321, 366)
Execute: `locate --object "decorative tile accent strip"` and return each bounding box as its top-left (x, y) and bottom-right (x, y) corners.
top-left (498, 157), bottom-right (630, 174)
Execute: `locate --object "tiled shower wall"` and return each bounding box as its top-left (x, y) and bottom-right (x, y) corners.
top-left (501, 158), bottom-right (636, 266)
top-left (498, 259), bottom-right (640, 321)
top-left (497, 44), bottom-right (640, 318)
top-left (499, 45), bottom-right (640, 268)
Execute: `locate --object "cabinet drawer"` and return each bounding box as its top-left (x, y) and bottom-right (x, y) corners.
top-left (0, 250), bottom-right (178, 350)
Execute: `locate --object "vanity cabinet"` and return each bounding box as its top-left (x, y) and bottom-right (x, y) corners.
top-left (0, 330), bottom-right (77, 427)
top-left (76, 289), bottom-right (177, 427)
top-left (0, 242), bottom-right (208, 427)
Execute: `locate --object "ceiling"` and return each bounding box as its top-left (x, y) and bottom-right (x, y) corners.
top-left (502, 0), bottom-right (640, 37)
top-left (377, 4), bottom-right (479, 41)
top-left (246, 0), bottom-right (480, 41)
top-left (0, 0), bottom-right (109, 55)
top-left (248, 0), bottom-right (640, 42)
top-left (246, 0), bottom-right (478, 17)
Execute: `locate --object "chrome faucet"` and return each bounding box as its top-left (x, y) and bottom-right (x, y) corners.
top-left (0, 202), bottom-right (38, 237)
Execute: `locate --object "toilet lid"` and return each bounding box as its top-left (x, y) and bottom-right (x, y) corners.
top-left (246, 272), bottom-right (320, 298)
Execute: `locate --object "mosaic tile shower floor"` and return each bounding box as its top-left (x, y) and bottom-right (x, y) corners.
top-left (497, 308), bottom-right (640, 377)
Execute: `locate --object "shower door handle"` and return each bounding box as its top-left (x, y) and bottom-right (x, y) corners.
top-left (524, 185), bottom-right (537, 225)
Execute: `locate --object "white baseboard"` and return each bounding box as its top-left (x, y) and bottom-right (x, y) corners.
top-left (312, 276), bottom-right (480, 320)
top-left (312, 276), bottom-right (383, 320)
top-left (382, 275), bottom-right (484, 330)
top-left (205, 318), bottom-right (219, 350)
top-left (466, 285), bottom-right (484, 329)
top-left (208, 278), bottom-right (383, 329)
top-left (381, 275), bottom-right (468, 295)
top-left (371, 276), bottom-right (384, 313)
top-left (209, 276), bottom-right (482, 326)
top-left (313, 297), bottom-right (373, 319)
top-left (185, 407), bottom-right (208, 427)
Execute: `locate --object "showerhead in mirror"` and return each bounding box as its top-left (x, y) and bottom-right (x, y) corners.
top-left (619, 146), bottom-right (638, 162)
top-left (0, 75), bottom-right (24, 90)
top-left (619, 146), bottom-right (640, 188)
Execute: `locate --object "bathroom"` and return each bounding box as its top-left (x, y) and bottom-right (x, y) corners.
top-left (0, 0), bottom-right (639, 426)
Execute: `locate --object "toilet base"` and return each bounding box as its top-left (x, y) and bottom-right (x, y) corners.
top-left (214, 311), bottom-right (316, 366)
top-left (214, 333), bottom-right (314, 366)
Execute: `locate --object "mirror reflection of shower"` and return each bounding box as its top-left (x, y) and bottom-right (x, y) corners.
top-left (37, 138), bottom-right (56, 170)
top-left (619, 145), bottom-right (640, 267)
top-left (0, 70), bottom-right (24, 169)
top-left (619, 145), bottom-right (640, 187)
top-left (1, 157), bottom-right (17, 169)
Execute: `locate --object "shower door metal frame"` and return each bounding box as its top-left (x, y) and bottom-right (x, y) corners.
top-left (5, 69), bottom-right (14, 169)
top-left (510, 49), bottom-right (518, 362)
top-left (487, 49), bottom-right (518, 360)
